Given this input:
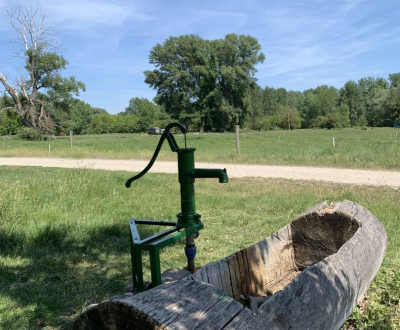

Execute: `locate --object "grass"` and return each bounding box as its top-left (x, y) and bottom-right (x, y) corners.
top-left (1, 127), bottom-right (399, 170)
top-left (0, 166), bottom-right (399, 329)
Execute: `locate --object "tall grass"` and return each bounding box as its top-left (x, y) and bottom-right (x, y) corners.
top-left (1, 127), bottom-right (399, 170)
top-left (0, 166), bottom-right (399, 329)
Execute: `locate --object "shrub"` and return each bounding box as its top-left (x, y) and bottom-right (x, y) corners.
top-left (18, 127), bottom-right (44, 141)
top-left (311, 114), bottom-right (343, 129)
top-left (253, 116), bottom-right (272, 131)
top-left (0, 110), bottom-right (23, 135)
top-left (311, 116), bottom-right (328, 129)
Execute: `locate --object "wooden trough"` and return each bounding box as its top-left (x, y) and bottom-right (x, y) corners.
top-left (74, 200), bottom-right (387, 330)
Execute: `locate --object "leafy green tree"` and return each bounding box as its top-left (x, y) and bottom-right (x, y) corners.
top-left (144, 35), bottom-right (213, 130)
top-left (386, 87), bottom-right (400, 125)
top-left (252, 116), bottom-right (271, 131)
top-left (144, 34), bottom-right (264, 131)
top-left (339, 81), bottom-right (365, 126)
top-left (336, 103), bottom-right (350, 127)
top-left (275, 106), bottom-right (301, 130)
top-left (276, 88), bottom-right (288, 106)
top-left (124, 97), bottom-right (171, 132)
top-left (57, 100), bottom-right (107, 134)
top-left (310, 116), bottom-right (328, 129)
top-left (90, 113), bottom-right (117, 134)
top-left (298, 86), bottom-right (338, 127)
top-left (210, 34), bottom-right (265, 129)
top-left (0, 95), bottom-right (22, 135)
top-left (389, 73), bottom-right (400, 88)
top-left (243, 84), bottom-right (264, 125)
top-left (357, 114), bottom-right (368, 127)
top-left (358, 77), bottom-right (389, 126)
top-left (0, 6), bottom-right (85, 132)
top-left (366, 89), bottom-right (390, 127)
top-left (299, 89), bottom-right (317, 127)
top-left (0, 109), bottom-right (23, 135)
top-left (115, 114), bottom-right (138, 133)
top-left (263, 87), bottom-right (279, 115)
top-left (315, 86), bottom-right (338, 115)
top-left (286, 91), bottom-right (303, 109)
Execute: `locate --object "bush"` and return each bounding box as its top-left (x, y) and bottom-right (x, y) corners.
top-left (18, 127), bottom-right (44, 141)
top-left (0, 110), bottom-right (23, 135)
top-left (311, 114), bottom-right (343, 129)
top-left (310, 116), bottom-right (328, 129)
top-left (252, 116), bottom-right (272, 131)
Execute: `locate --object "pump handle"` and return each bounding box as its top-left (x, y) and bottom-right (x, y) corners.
top-left (125, 123), bottom-right (187, 188)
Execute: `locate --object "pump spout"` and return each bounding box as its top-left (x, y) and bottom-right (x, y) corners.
top-left (193, 168), bottom-right (229, 183)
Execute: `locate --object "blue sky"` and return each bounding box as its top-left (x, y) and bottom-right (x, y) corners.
top-left (0, 0), bottom-right (399, 114)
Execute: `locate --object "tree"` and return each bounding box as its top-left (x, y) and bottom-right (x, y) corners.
top-left (386, 87), bottom-right (400, 125)
top-left (336, 103), bottom-right (350, 127)
top-left (339, 81), bottom-right (365, 126)
top-left (263, 87), bottom-right (279, 115)
top-left (276, 88), bottom-right (288, 106)
top-left (211, 34), bottom-right (265, 129)
top-left (0, 6), bottom-right (85, 132)
top-left (252, 116), bottom-right (271, 131)
top-left (144, 34), bottom-right (264, 131)
top-left (389, 73), bottom-right (400, 88)
top-left (298, 86), bottom-right (339, 128)
top-left (144, 35), bottom-right (213, 130)
top-left (242, 84), bottom-right (264, 127)
top-left (358, 77), bottom-right (389, 126)
top-left (123, 97), bottom-right (171, 132)
top-left (275, 106), bottom-right (301, 130)
top-left (51, 99), bottom-right (105, 134)
top-left (90, 113), bottom-right (117, 134)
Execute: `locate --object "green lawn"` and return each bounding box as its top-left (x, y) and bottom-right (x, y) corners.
top-left (0, 166), bottom-right (399, 329)
top-left (1, 127), bottom-right (399, 170)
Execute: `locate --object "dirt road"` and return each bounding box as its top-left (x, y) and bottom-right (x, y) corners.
top-left (1, 157), bottom-right (399, 188)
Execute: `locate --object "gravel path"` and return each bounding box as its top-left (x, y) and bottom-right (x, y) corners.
top-left (1, 157), bottom-right (399, 188)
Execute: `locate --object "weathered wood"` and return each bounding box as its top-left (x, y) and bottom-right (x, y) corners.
top-left (226, 254), bottom-right (241, 301)
top-left (74, 200), bottom-right (386, 330)
top-left (235, 125), bottom-right (240, 155)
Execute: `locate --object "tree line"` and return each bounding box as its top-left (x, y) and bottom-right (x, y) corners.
top-left (1, 7), bottom-right (399, 137)
top-left (2, 72), bottom-right (400, 136)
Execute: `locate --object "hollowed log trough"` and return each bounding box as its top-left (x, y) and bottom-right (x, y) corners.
top-left (74, 200), bottom-right (387, 330)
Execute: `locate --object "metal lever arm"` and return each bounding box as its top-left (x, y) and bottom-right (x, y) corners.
top-left (125, 123), bottom-right (187, 188)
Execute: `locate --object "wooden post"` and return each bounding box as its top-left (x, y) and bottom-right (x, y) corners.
top-left (235, 125), bottom-right (240, 155)
top-left (287, 113), bottom-right (291, 131)
top-left (70, 130), bottom-right (73, 149)
top-left (332, 137), bottom-right (336, 148)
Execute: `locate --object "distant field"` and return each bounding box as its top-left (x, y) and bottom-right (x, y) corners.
top-left (0, 167), bottom-right (399, 329)
top-left (1, 127), bottom-right (399, 170)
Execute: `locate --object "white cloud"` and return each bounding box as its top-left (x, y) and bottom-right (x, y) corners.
top-left (4, 0), bottom-right (152, 31)
top-left (254, 0), bottom-right (399, 86)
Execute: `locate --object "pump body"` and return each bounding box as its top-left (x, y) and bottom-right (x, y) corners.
top-left (126, 123), bottom-right (228, 291)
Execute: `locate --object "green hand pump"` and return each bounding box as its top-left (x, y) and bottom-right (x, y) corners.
top-left (126, 123), bottom-right (228, 291)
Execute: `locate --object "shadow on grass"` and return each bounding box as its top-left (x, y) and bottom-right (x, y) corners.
top-left (0, 223), bottom-right (137, 329)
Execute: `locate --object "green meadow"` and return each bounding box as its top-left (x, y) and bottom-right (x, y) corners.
top-left (0, 166), bottom-right (399, 329)
top-left (1, 127), bottom-right (399, 170)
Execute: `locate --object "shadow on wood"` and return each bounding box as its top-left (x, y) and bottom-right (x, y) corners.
top-left (73, 200), bottom-right (387, 330)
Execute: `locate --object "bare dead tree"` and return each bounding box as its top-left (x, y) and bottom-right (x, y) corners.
top-left (0, 5), bottom-right (83, 132)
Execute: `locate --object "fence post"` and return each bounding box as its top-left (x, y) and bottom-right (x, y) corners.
top-left (70, 130), bottom-right (73, 149)
top-left (235, 125), bottom-right (240, 155)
